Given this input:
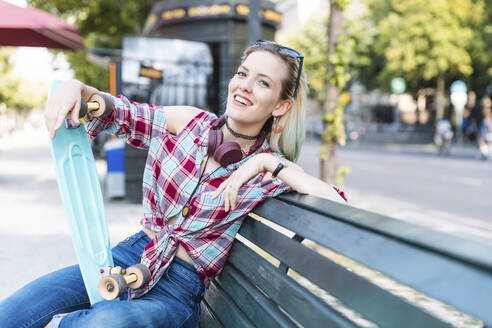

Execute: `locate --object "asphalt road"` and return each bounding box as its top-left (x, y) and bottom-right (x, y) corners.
top-left (297, 138), bottom-right (492, 243)
top-left (339, 147), bottom-right (492, 222)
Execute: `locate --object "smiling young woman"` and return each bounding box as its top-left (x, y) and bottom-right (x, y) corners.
top-left (0, 40), bottom-right (346, 328)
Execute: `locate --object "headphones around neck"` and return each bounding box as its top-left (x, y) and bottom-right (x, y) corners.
top-left (207, 116), bottom-right (271, 167)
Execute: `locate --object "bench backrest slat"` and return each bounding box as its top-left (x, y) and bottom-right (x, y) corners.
top-left (253, 195), bottom-right (492, 325)
top-left (227, 241), bottom-right (359, 328)
top-left (201, 193), bottom-right (492, 327)
top-left (204, 279), bottom-right (256, 328)
top-left (200, 302), bottom-right (224, 328)
top-left (239, 217), bottom-right (454, 328)
top-left (217, 265), bottom-right (298, 328)
top-left (279, 194), bottom-right (492, 270)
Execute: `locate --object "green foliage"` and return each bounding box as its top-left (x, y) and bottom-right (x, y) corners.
top-left (333, 0), bottom-right (350, 10)
top-left (27, 0), bottom-right (158, 89)
top-left (321, 92), bottom-right (348, 146)
top-left (357, 0), bottom-right (489, 93)
top-left (0, 48), bottom-right (15, 75)
top-left (286, 14), bottom-right (329, 103)
top-left (286, 14), bottom-right (358, 103)
top-left (27, 0), bottom-right (157, 44)
top-left (66, 51), bottom-right (109, 92)
top-left (285, 8), bottom-right (354, 147)
top-left (379, 0), bottom-right (474, 79)
top-left (336, 164), bottom-right (352, 187)
top-left (7, 78), bottom-right (47, 113)
top-left (344, 4), bottom-right (383, 90)
top-left (466, 1), bottom-right (492, 98)
top-left (0, 48), bottom-right (47, 114)
top-left (326, 35), bottom-right (354, 90)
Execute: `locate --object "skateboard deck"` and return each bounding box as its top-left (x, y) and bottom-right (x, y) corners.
top-left (48, 80), bottom-right (115, 304)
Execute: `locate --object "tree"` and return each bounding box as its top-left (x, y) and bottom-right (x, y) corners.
top-left (321, 0), bottom-right (349, 184)
top-left (363, 0), bottom-right (486, 119)
top-left (0, 48), bottom-right (17, 105)
top-left (285, 2), bottom-right (361, 185)
top-left (27, 0), bottom-right (159, 90)
top-left (27, 0), bottom-right (157, 42)
top-left (284, 14), bottom-right (328, 103)
top-left (0, 48), bottom-right (47, 114)
top-left (465, 0), bottom-right (492, 101)
top-left (66, 48), bottom-right (109, 92)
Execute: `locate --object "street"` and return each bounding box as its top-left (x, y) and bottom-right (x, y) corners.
top-left (298, 138), bottom-right (492, 244)
top-left (338, 146), bottom-right (491, 223)
top-left (1, 126), bottom-right (492, 300)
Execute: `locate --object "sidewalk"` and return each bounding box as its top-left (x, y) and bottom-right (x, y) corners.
top-left (345, 141), bottom-right (480, 160)
top-left (0, 127), bottom-right (142, 300)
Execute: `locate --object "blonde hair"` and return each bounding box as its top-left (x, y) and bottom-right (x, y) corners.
top-left (241, 42), bottom-right (308, 162)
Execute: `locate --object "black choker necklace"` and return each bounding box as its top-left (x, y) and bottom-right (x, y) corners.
top-left (225, 117), bottom-right (260, 140)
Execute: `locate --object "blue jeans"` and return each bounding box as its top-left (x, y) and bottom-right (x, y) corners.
top-left (0, 231), bottom-right (205, 328)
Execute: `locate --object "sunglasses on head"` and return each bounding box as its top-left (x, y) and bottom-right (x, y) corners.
top-left (255, 40), bottom-right (304, 99)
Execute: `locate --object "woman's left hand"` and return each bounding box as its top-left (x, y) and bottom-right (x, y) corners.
top-left (211, 153), bottom-right (269, 211)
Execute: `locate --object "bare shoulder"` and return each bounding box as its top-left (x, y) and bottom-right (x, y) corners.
top-left (163, 106), bottom-right (204, 135)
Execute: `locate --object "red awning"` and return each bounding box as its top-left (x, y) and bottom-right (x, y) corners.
top-left (0, 0), bottom-right (84, 50)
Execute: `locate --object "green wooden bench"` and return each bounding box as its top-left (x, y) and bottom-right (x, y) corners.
top-left (199, 193), bottom-right (492, 328)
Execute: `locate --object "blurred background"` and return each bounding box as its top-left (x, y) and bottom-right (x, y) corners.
top-left (1, 0), bottom-right (492, 305)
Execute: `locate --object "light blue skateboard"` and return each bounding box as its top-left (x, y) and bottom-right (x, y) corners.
top-left (48, 81), bottom-right (151, 303)
top-left (48, 81), bottom-right (115, 304)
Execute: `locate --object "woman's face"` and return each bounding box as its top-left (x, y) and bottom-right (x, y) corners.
top-left (226, 50), bottom-right (289, 125)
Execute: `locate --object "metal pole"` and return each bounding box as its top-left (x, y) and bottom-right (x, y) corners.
top-left (248, 0), bottom-right (261, 46)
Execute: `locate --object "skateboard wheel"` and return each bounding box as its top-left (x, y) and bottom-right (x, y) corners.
top-left (79, 98), bottom-right (88, 118)
top-left (126, 264), bottom-right (151, 289)
top-left (98, 274), bottom-right (127, 300)
top-left (88, 93), bottom-right (113, 118)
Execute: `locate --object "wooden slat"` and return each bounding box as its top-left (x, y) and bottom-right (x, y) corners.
top-left (238, 218), bottom-right (452, 328)
top-left (217, 265), bottom-right (298, 328)
top-left (253, 195), bottom-right (492, 325)
top-left (277, 193), bottom-right (492, 271)
top-left (278, 234), bottom-right (304, 273)
top-left (200, 301), bottom-right (224, 328)
top-left (204, 279), bottom-right (255, 328)
top-left (227, 240), bottom-right (359, 328)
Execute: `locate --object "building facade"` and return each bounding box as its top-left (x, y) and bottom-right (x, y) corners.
top-left (143, 0), bottom-right (281, 114)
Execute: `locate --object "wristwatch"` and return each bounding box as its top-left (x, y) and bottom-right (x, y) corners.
top-left (272, 158), bottom-right (288, 178)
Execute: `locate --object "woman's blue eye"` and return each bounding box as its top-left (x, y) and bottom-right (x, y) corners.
top-left (259, 80), bottom-right (269, 87)
top-left (237, 71), bottom-right (246, 77)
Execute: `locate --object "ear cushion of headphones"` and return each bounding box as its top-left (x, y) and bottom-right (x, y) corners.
top-left (208, 129), bottom-right (222, 157)
top-left (215, 142), bottom-right (242, 167)
top-left (207, 129), bottom-right (243, 167)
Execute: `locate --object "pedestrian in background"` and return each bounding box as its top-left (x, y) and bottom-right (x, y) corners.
top-left (478, 97), bottom-right (492, 160)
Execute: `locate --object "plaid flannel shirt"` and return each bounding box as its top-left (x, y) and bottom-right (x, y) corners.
top-left (86, 94), bottom-right (296, 299)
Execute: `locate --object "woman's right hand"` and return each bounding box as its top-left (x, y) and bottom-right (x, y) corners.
top-left (44, 80), bottom-right (98, 139)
